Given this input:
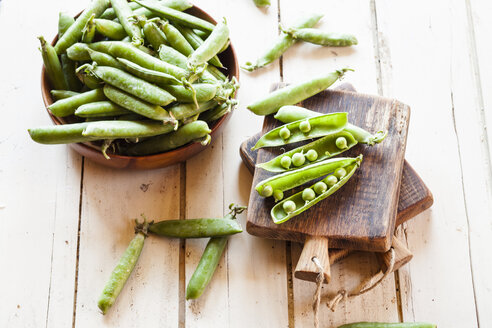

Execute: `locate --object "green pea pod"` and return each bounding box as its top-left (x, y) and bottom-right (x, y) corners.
top-left (142, 20), bottom-right (168, 50)
top-left (116, 57), bottom-right (181, 85)
top-left (149, 218), bottom-right (242, 238)
top-left (125, 120), bottom-right (211, 155)
top-left (271, 155), bottom-right (362, 224)
top-left (82, 120), bottom-right (176, 138)
top-left (100, 0), bottom-right (192, 20)
top-left (58, 12), bottom-right (75, 38)
top-left (60, 54), bottom-right (83, 91)
top-left (338, 323), bottom-right (436, 328)
top-left (94, 19), bottom-right (128, 40)
top-left (98, 219), bottom-right (150, 315)
top-left (78, 70), bottom-right (104, 89)
top-left (159, 20), bottom-right (195, 56)
top-left (111, 0), bottom-right (144, 45)
top-left (55, 0), bottom-right (109, 54)
top-left (275, 105), bottom-right (387, 145)
top-left (88, 49), bottom-right (125, 69)
top-left (28, 122), bottom-right (101, 144)
top-left (280, 26), bottom-right (358, 47)
top-left (75, 101), bottom-right (131, 117)
top-left (176, 25), bottom-right (223, 68)
top-left (248, 69), bottom-right (350, 116)
top-left (186, 205), bottom-right (246, 300)
top-left (253, 0), bottom-right (271, 7)
top-left (103, 84), bottom-right (176, 123)
top-left (66, 43), bottom-right (91, 61)
top-left (242, 13), bottom-right (323, 72)
top-left (252, 112), bottom-right (347, 150)
top-left (199, 100), bottom-right (237, 123)
top-left (82, 14), bottom-right (97, 43)
top-left (256, 156), bottom-right (358, 198)
top-left (188, 18), bottom-right (229, 68)
top-left (163, 83), bottom-right (218, 103)
top-left (39, 36), bottom-right (68, 90)
top-left (48, 88), bottom-right (106, 117)
top-left (51, 90), bottom-right (80, 100)
top-left (100, 2), bottom-right (141, 20)
top-left (169, 100), bottom-right (217, 121)
top-left (257, 130), bottom-right (357, 172)
top-left (133, 0), bottom-right (215, 31)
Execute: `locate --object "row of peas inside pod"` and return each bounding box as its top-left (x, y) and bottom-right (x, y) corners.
top-left (253, 106), bottom-right (387, 224)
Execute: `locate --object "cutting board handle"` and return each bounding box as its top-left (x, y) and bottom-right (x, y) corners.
top-left (294, 236), bottom-right (331, 283)
top-left (379, 237), bottom-right (413, 272)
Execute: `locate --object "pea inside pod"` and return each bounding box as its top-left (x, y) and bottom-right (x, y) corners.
top-left (255, 156), bottom-right (359, 198)
top-left (271, 155), bottom-right (362, 224)
top-left (257, 130), bottom-right (357, 172)
top-left (252, 112), bottom-right (347, 150)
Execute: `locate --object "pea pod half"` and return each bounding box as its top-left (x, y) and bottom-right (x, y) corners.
top-left (271, 155), bottom-right (362, 224)
top-left (252, 112), bottom-right (347, 150)
top-left (256, 156), bottom-right (358, 197)
top-left (149, 218), bottom-right (242, 238)
top-left (257, 130), bottom-right (357, 172)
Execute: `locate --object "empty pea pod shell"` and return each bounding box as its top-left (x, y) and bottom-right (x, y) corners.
top-left (257, 130), bottom-right (357, 172)
top-left (252, 112), bottom-right (347, 150)
top-left (271, 155), bottom-right (362, 224)
top-left (255, 156), bottom-right (358, 197)
top-left (149, 218), bottom-right (242, 238)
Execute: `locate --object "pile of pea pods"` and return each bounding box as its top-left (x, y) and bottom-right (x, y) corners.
top-left (30, 0), bottom-right (238, 158)
top-left (252, 105), bottom-right (386, 224)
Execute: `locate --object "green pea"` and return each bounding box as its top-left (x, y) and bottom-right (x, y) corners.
top-left (283, 200), bottom-right (296, 213)
top-left (336, 136), bottom-right (348, 149)
top-left (334, 167), bottom-right (347, 179)
top-left (279, 126), bottom-right (290, 139)
top-left (292, 152), bottom-right (305, 167)
top-left (305, 149), bottom-right (318, 161)
top-left (280, 155), bottom-right (291, 169)
top-left (313, 181), bottom-right (328, 194)
top-left (262, 185), bottom-right (273, 197)
top-left (302, 188), bottom-right (316, 202)
top-left (325, 175), bottom-right (338, 187)
top-left (273, 190), bottom-right (284, 202)
top-left (299, 120), bottom-right (311, 133)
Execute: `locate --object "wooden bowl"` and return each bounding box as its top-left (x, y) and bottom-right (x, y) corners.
top-left (41, 6), bottom-right (239, 169)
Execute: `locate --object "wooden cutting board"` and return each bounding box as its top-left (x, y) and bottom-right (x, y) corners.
top-left (246, 83), bottom-right (410, 281)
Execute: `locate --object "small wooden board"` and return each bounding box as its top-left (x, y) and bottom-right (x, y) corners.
top-left (246, 84), bottom-right (410, 252)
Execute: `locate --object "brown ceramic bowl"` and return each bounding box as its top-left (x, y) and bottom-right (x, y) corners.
top-left (41, 6), bottom-right (239, 169)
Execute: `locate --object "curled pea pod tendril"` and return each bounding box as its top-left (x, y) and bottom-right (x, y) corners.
top-left (271, 155), bottom-right (362, 224)
top-left (101, 139), bottom-right (114, 160)
top-left (198, 134), bottom-right (212, 146)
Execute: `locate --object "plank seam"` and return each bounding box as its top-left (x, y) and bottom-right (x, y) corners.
top-left (179, 162), bottom-right (186, 328)
top-left (370, 0), bottom-right (383, 96)
top-left (71, 157), bottom-right (85, 328)
top-left (277, 0), bottom-right (283, 82)
top-left (44, 197), bottom-right (57, 327)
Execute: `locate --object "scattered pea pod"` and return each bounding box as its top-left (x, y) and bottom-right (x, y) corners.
top-left (255, 156), bottom-right (359, 198)
top-left (186, 205), bottom-right (246, 300)
top-left (28, 122), bottom-right (101, 144)
top-left (188, 18), bottom-right (229, 68)
top-left (98, 219), bottom-right (150, 315)
top-left (274, 105), bottom-right (387, 145)
top-left (271, 155), bottom-right (362, 224)
top-left (252, 112), bottom-right (348, 150)
top-left (280, 26), bottom-right (358, 47)
top-left (257, 130), bottom-right (358, 172)
top-left (149, 218), bottom-right (242, 238)
top-left (253, 0), bottom-right (271, 7)
top-left (48, 88), bottom-right (106, 117)
top-left (94, 19), bottom-right (128, 40)
top-left (39, 36), bottom-right (68, 90)
top-left (241, 13), bottom-right (323, 72)
top-left (248, 69), bottom-right (351, 116)
top-left (111, 0), bottom-right (144, 45)
top-left (338, 323), bottom-right (436, 328)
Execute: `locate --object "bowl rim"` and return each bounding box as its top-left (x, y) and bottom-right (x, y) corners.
top-left (40, 5), bottom-right (239, 165)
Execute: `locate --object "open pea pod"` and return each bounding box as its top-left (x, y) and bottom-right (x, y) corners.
top-left (255, 156), bottom-right (358, 197)
top-left (251, 112), bottom-right (347, 150)
top-left (271, 155), bottom-right (362, 224)
top-left (257, 130), bottom-right (358, 172)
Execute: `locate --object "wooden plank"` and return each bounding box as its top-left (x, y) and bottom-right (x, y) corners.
top-left (186, 0), bottom-right (288, 327)
top-left (0, 0), bottom-right (82, 326)
top-left (374, 0), bottom-right (480, 325)
top-left (279, 0), bottom-right (400, 325)
top-left (74, 163), bottom-right (181, 327)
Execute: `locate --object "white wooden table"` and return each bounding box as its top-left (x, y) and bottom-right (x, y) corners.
top-left (1, 0), bottom-right (491, 327)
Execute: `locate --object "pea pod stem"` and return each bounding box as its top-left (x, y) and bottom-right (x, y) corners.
top-left (149, 218), bottom-right (242, 238)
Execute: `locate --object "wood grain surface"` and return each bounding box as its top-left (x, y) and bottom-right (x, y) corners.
top-left (247, 84), bottom-right (410, 252)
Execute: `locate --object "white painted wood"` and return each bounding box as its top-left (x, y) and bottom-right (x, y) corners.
top-left (375, 0), bottom-right (480, 326)
top-left (74, 163), bottom-right (181, 327)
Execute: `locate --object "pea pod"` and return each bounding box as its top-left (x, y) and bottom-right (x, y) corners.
top-left (257, 130), bottom-right (357, 172)
top-left (338, 323), bottom-right (436, 328)
top-left (28, 122), bottom-right (100, 144)
top-left (280, 26), bottom-right (358, 47)
top-left (248, 69), bottom-right (350, 116)
top-left (94, 19), bottom-right (127, 40)
top-left (82, 14), bottom-right (97, 43)
top-left (101, 0), bottom-right (192, 19)
top-left (100, 2), bottom-right (141, 20)
top-left (103, 84), bottom-right (176, 123)
top-left (39, 36), bottom-right (68, 90)
top-left (159, 20), bottom-right (195, 56)
top-left (125, 120), bottom-right (211, 155)
top-left (133, 0), bottom-right (215, 32)
top-left (242, 13), bottom-right (323, 72)
top-left (163, 83), bottom-right (218, 103)
top-left (176, 25), bottom-right (223, 68)
top-left (98, 219), bottom-right (150, 315)
top-left (255, 156), bottom-right (358, 198)
top-left (58, 12), bottom-right (75, 38)
top-left (88, 49), bottom-right (125, 69)
top-left (142, 20), bottom-right (168, 50)
top-left (116, 57), bottom-right (181, 85)
top-left (111, 0), bottom-right (144, 44)
top-left (60, 54), bottom-right (82, 91)
top-left (186, 205), bottom-right (246, 300)
top-left (253, 0), bottom-right (271, 7)
top-left (75, 101), bottom-right (131, 117)
top-left (48, 88), bottom-right (106, 117)
top-left (82, 120), bottom-right (176, 138)
top-left (54, 0), bottom-right (109, 54)
top-left (51, 90), bottom-right (80, 100)
top-left (199, 100), bottom-right (237, 123)
top-left (66, 43), bottom-right (91, 61)
top-left (274, 105), bottom-right (387, 145)
top-left (149, 218), bottom-right (242, 238)
top-left (271, 155), bottom-right (362, 224)
top-left (188, 18), bottom-right (229, 68)
top-left (169, 100), bottom-right (217, 120)
top-left (252, 112), bottom-right (347, 150)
